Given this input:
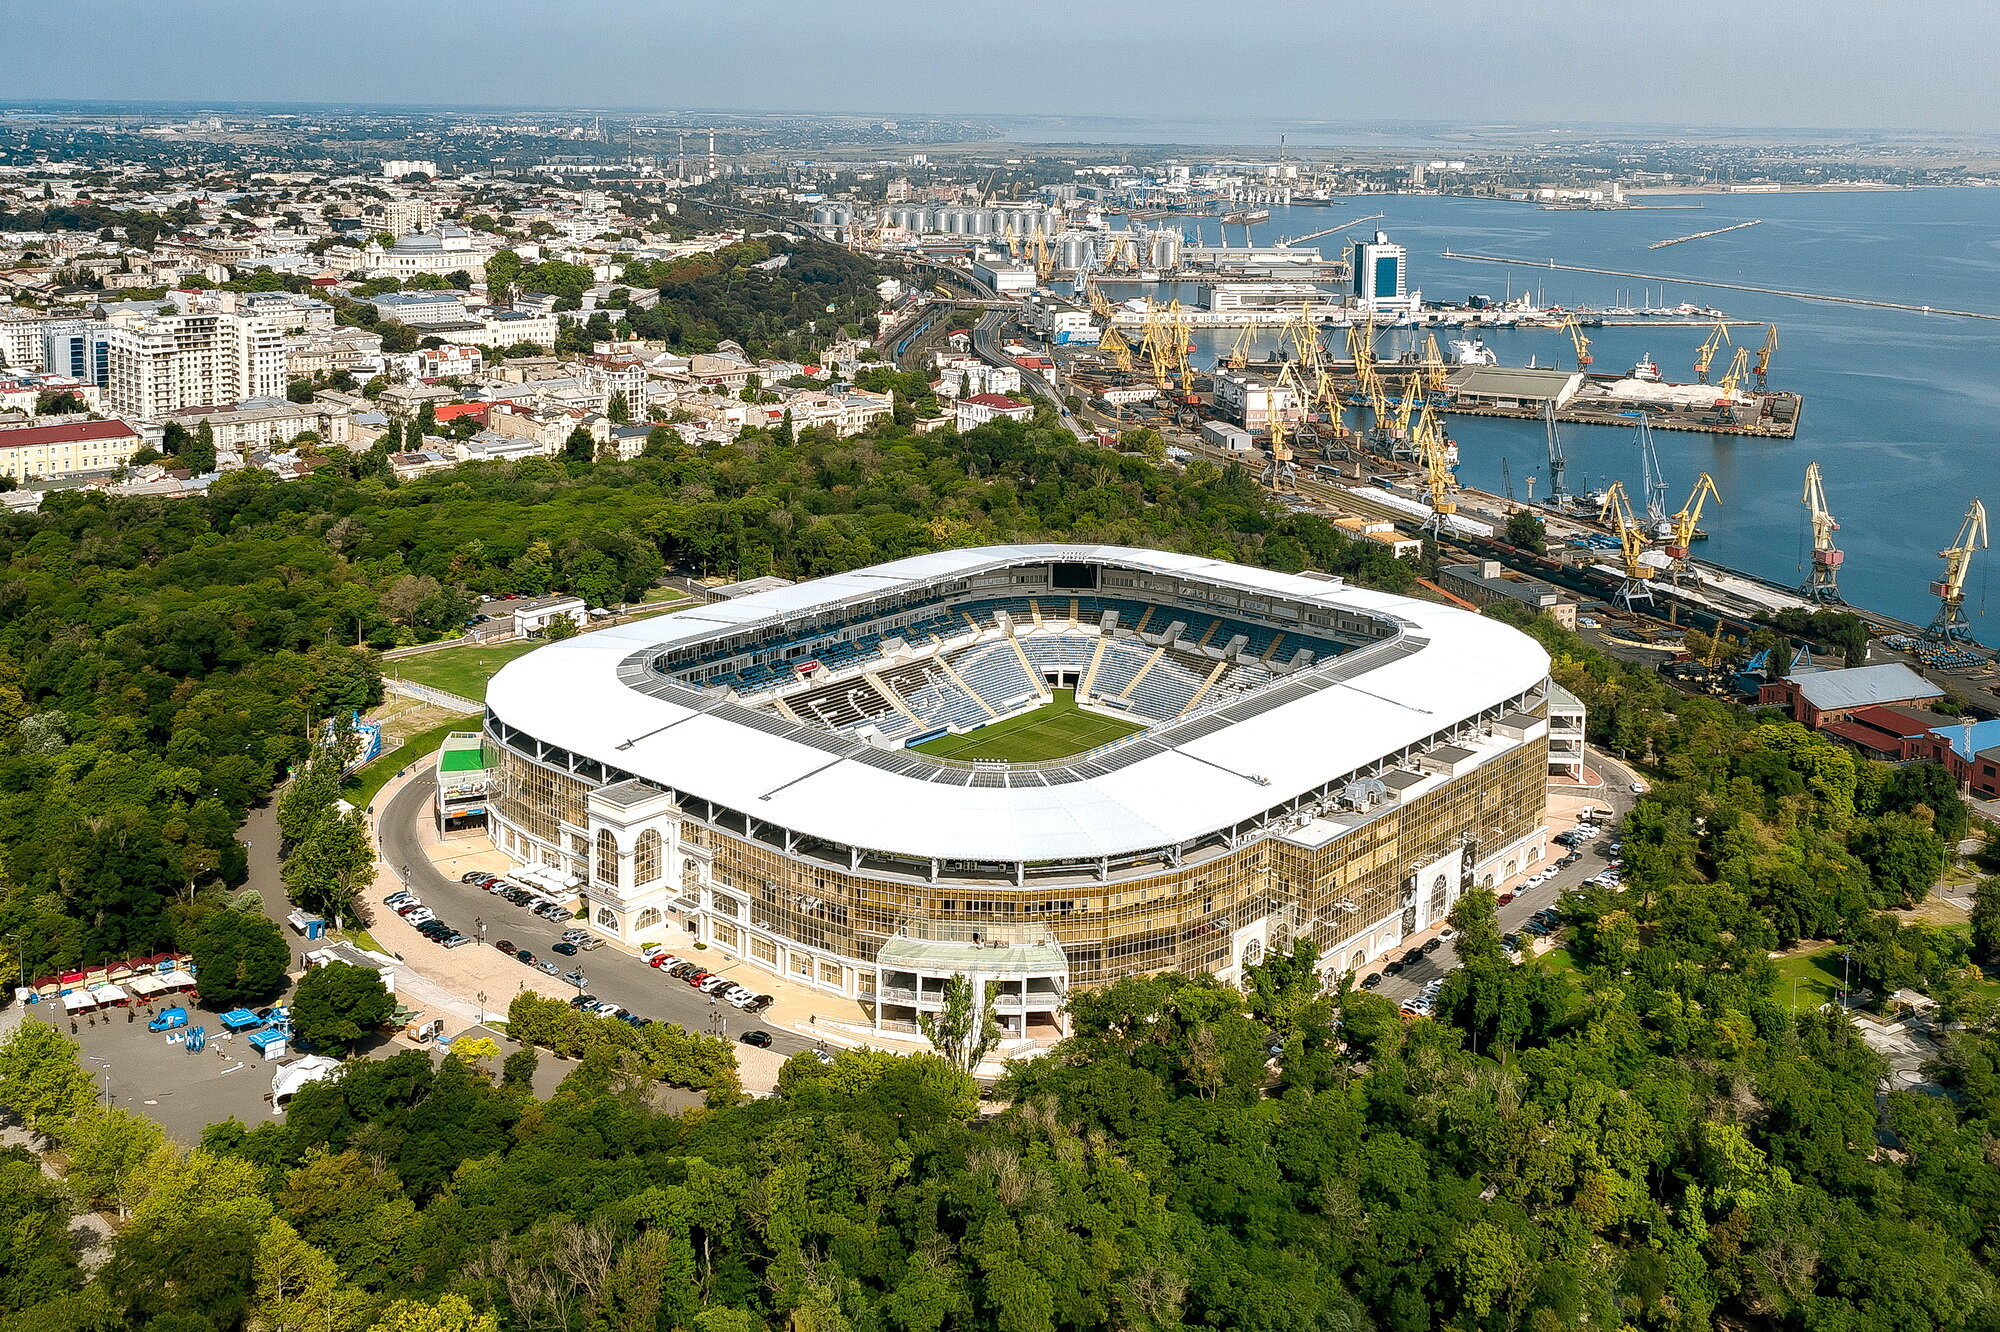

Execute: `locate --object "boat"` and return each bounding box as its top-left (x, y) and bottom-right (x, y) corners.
top-left (1629, 354), bottom-right (1663, 382)
top-left (1448, 338), bottom-right (1499, 366)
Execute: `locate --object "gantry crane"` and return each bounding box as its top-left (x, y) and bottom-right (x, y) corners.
top-left (1693, 320), bottom-right (1732, 383)
top-left (1754, 324), bottom-right (1778, 388)
top-left (1598, 481), bottom-right (1655, 607)
top-left (1560, 314), bottom-right (1593, 371)
top-left (1800, 461), bottom-right (1845, 604)
top-left (1664, 473), bottom-right (1720, 582)
top-left (1634, 415), bottom-right (1671, 535)
top-left (1416, 408), bottom-right (1457, 536)
top-left (1262, 363), bottom-right (1300, 492)
top-left (1927, 498), bottom-right (1989, 644)
top-left (1715, 346), bottom-right (1752, 402)
top-left (1098, 324), bottom-right (1135, 375)
top-left (1541, 400), bottom-right (1575, 510)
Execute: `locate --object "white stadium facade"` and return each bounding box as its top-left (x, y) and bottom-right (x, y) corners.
top-left (484, 545), bottom-right (1564, 1041)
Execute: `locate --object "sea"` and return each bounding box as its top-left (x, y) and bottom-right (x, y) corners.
top-left (1108, 189), bottom-right (2000, 633)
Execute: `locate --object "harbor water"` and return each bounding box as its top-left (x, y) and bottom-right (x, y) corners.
top-left (1145, 190), bottom-right (2000, 631)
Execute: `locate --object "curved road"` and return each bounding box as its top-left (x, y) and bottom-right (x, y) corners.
top-left (378, 774), bottom-right (819, 1058)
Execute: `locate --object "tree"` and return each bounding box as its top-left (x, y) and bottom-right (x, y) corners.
top-left (1973, 877), bottom-right (2000, 964)
top-left (250, 1216), bottom-right (370, 1332)
top-left (0, 1149), bottom-right (83, 1315)
top-left (177, 419), bottom-right (217, 473)
top-left (916, 973), bottom-right (1000, 1073)
top-left (186, 909), bottom-right (290, 1008)
top-left (606, 390), bottom-right (631, 425)
top-left (1446, 884), bottom-right (1504, 967)
top-left (1505, 508), bottom-right (1546, 549)
top-left (281, 811), bottom-right (374, 925)
top-left (373, 1293), bottom-right (500, 1332)
top-left (291, 962), bottom-right (393, 1052)
top-left (540, 612), bottom-right (580, 641)
top-left (57, 1107), bottom-right (167, 1219)
top-left (0, 1023), bottom-right (96, 1143)
top-left (563, 426), bottom-right (595, 463)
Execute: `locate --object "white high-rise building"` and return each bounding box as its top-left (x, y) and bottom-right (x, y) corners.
top-left (1350, 231), bottom-right (1420, 317)
top-left (102, 291), bottom-right (312, 418)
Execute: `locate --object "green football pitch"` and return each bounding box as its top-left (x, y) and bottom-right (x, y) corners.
top-left (910, 690), bottom-right (1144, 762)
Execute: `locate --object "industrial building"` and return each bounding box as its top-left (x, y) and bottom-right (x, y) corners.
top-left (483, 546), bottom-right (1561, 1043)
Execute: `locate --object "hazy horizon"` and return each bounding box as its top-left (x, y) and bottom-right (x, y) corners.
top-left (9, 0), bottom-right (1999, 136)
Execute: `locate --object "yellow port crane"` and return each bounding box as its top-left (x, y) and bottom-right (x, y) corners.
top-left (1420, 333), bottom-right (1449, 393)
top-left (1754, 324), bottom-right (1779, 388)
top-left (1665, 472), bottom-right (1720, 581)
top-left (1693, 320), bottom-right (1732, 383)
top-left (1029, 230), bottom-right (1056, 284)
top-left (1560, 315), bottom-right (1593, 371)
top-left (1415, 409), bottom-right (1457, 534)
top-left (1927, 498), bottom-right (1989, 643)
top-left (1098, 325), bottom-right (1135, 375)
top-left (1085, 278), bottom-right (1115, 320)
top-left (1598, 481), bottom-right (1655, 606)
top-left (1800, 461), bottom-right (1845, 604)
top-left (1223, 322), bottom-right (1257, 371)
top-left (1262, 362), bottom-right (1301, 491)
top-left (1715, 346), bottom-right (1752, 402)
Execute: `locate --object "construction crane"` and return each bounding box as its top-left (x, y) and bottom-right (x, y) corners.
top-left (1560, 315), bottom-right (1593, 371)
top-left (1541, 400), bottom-right (1574, 509)
top-left (1597, 481), bottom-right (1655, 607)
top-left (1664, 473), bottom-right (1720, 582)
top-left (1927, 498), bottom-right (1989, 643)
top-left (1800, 461), bottom-right (1845, 604)
top-left (1693, 320), bottom-right (1732, 383)
top-left (1754, 324), bottom-right (1778, 388)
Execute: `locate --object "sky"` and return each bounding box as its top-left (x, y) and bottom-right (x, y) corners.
top-left (9, 0), bottom-right (2000, 135)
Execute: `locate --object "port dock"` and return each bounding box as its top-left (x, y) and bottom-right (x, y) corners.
top-left (1649, 220), bottom-right (1763, 249)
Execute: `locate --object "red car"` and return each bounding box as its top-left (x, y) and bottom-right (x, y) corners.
top-left (1497, 892), bottom-right (1516, 905)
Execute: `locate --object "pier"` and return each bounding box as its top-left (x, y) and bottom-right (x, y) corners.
top-left (1440, 250), bottom-right (2000, 321)
top-left (1649, 220), bottom-right (1763, 249)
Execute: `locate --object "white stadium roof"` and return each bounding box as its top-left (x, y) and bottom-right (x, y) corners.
top-left (485, 545), bottom-right (1550, 863)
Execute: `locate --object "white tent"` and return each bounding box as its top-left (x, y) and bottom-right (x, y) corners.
top-left (88, 984), bottom-right (129, 1005)
top-left (126, 973), bottom-right (171, 997)
top-left (61, 991), bottom-right (99, 1012)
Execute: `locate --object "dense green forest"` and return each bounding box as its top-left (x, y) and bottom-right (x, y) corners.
top-left (0, 414), bottom-right (1408, 980)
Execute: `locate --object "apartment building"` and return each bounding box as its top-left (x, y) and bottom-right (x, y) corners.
top-left (102, 291), bottom-right (325, 418)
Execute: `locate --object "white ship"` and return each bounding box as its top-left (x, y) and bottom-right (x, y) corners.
top-left (1448, 338), bottom-right (1499, 366)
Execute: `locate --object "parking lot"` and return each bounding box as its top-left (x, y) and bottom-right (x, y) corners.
top-left (374, 771), bottom-right (835, 1070)
top-left (1371, 776), bottom-right (1635, 1009)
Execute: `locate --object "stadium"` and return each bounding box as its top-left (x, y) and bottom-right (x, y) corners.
top-left (483, 545), bottom-right (1562, 1042)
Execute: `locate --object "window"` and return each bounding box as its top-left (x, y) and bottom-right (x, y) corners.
top-left (595, 830), bottom-right (619, 888)
top-left (635, 907), bottom-right (662, 932)
top-left (634, 829), bottom-right (663, 885)
top-left (595, 906), bottom-right (618, 929)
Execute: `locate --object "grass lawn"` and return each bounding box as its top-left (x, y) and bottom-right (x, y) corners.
top-left (1771, 945), bottom-right (1847, 1011)
top-left (392, 639), bottom-right (546, 702)
top-left (912, 690), bottom-right (1143, 762)
top-left (344, 716), bottom-right (478, 812)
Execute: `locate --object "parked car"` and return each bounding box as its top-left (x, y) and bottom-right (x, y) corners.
top-left (1359, 973), bottom-right (1384, 990)
top-left (649, 953), bottom-right (678, 969)
top-left (1497, 892), bottom-right (1516, 906)
top-left (744, 995), bottom-right (774, 1014)
top-left (494, 940), bottom-right (517, 955)
top-left (550, 942), bottom-right (578, 956)
top-left (1421, 938), bottom-right (1442, 955)
top-left (739, 1030), bottom-right (774, 1048)
top-left (516, 950), bottom-right (537, 967)
top-left (577, 938), bottom-right (605, 951)
top-left (561, 929), bottom-right (590, 944)
top-left (459, 872), bottom-right (488, 884)
top-left (534, 960), bottom-right (559, 976)
top-left (384, 891), bottom-right (416, 907)
top-left (441, 934), bottom-right (471, 948)
top-left (1385, 961), bottom-right (1404, 976)
top-left (569, 994), bottom-right (598, 1010)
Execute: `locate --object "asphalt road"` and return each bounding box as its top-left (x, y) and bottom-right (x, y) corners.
top-left (1372, 751), bottom-right (1641, 1005)
top-left (378, 774), bottom-right (820, 1058)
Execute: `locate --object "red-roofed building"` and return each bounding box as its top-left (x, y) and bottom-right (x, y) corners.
top-left (955, 392), bottom-right (1033, 432)
top-left (0, 418), bottom-right (141, 481)
top-left (433, 402), bottom-right (489, 426)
